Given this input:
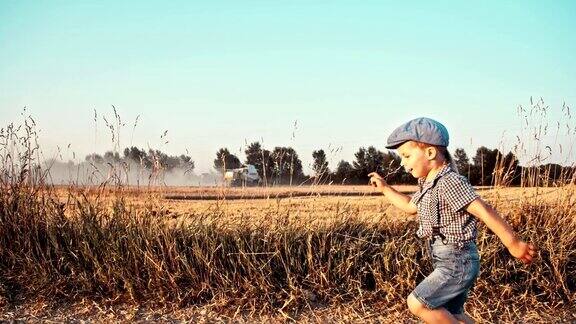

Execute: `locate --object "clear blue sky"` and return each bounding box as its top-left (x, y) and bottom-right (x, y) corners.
top-left (1, 1), bottom-right (575, 173)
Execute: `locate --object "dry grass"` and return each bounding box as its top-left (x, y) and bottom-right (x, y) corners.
top-left (1, 182), bottom-right (574, 322)
top-left (1, 108), bottom-right (575, 322)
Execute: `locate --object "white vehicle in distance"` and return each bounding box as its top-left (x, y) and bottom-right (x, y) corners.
top-left (224, 164), bottom-right (261, 187)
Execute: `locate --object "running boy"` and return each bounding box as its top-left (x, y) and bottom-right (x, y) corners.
top-left (368, 117), bottom-right (536, 324)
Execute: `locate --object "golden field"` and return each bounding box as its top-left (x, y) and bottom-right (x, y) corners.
top-left (1, 184), bottom-right (569, 322)
top-left (54, 184), bottom-right (571, 227)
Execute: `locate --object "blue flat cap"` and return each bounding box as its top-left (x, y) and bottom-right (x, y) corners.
top-left (386, 117), bottom-right (449, 149)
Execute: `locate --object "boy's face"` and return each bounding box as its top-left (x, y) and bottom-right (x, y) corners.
top-left (397, 141), bottom-right (433, 178)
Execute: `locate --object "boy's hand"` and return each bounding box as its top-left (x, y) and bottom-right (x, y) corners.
top-left (368, 172), bottom-right (387, 190)
top-left (508, 239), bottom-right (537, 264)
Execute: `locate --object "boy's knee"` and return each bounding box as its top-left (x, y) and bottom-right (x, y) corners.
top-left (407, 293), bottom-right (427, 316)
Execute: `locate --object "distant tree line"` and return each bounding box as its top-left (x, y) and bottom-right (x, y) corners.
top-left (214, 142), bottom-right (575, 187)
top-left (452, 146), bottom-right (575, 187)
top-left (85, 146), bottom-right (194, 174)
top-left (79, 143), bottom-right (574, 187)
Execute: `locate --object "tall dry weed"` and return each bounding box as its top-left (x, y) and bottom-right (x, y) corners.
top-left (1, 107), bottom-right (575, 321)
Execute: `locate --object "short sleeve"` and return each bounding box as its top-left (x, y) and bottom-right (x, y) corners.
top-left (438, 173), bottom-right (479, 212)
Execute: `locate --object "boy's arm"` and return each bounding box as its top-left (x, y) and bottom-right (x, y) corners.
top-left (368, 172), bottom-right (417, 215)
top-left (466, 198), bottom-right (536, 264)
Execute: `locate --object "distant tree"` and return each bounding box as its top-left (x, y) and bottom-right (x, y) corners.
top-left (153, 150), bottom-right (177, 171)
top-left (117, 146), bottom-right (194, 173)
top-left (366, 146), bottom-right (385, 175)
top-left (85, 153), bottom-right (104, 164)
top-left (124, 146), bottom-right (147, 163)
top-left (333, 160), bottom-right (354, 184)
top-left (352, 147), bottom-right (369, 183)
top-left (472, 146), bottom-right (502, 186)
top-left (213, 148), bottom-right (241, 172)
top-left (179, 154), bottom-right (195, 173)
top-left (103, 151), bottom-right (121, 163)
top-left (561, 165), bottom-right (576, 185)
top-left (494, 151), bottom-right (520, 186)
top-left (544, 163), bottom-right (564, 182)
top-left (245, 142), bottom-right (263, 169)
top-left (271, 146), bottom-right (304, 185)
top-left (244, 142), bottom-right (274, 183)
top-left (312, 149), bottom-right (329, 181)
top-left (353, 146), bottom-right (386, 183)
top-left (520, 161), bottom-right (572, 187)
top-left (453, 148), bottom-right (471, 179)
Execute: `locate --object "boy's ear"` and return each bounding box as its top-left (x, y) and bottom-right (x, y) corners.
top-left (426, 147), bottom-right (437, 160)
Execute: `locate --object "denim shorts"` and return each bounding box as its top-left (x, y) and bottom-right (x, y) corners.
top-left (412, 240), bottom-right (480, 315)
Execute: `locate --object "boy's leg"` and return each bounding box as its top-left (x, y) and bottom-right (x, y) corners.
top-left (454, 313), bottom-right (474, 324)
top-left (443, 290), bottom-right (474, 323)
top-left (411, 241), bottom-right (480, 323)
top-left (407, 293), bottom-right (459, 324)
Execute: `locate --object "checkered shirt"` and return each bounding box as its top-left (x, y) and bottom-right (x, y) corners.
top-left (410, 165), bottom-right (479, 243)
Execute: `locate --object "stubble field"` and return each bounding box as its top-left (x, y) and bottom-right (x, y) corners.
top-left (1, 184), bottom-right (574, 322)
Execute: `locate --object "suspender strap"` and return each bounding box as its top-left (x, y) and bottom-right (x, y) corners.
top-left (414, 175), bottom-right (447, 244)
top-left (431, 187), bottom-right (447, 244)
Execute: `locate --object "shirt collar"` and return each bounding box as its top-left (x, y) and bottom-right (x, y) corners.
top-left (418, 164), bottom-right (452, 190)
